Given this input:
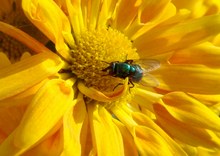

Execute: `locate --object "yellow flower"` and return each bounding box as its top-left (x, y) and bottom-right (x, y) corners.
top-left (1, 0), bottom-right (220, 155)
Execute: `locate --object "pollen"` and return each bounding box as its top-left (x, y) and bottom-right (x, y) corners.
top-left (67, 28), bottom-right (139, 91)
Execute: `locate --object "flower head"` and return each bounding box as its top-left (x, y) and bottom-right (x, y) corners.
top-left (1, 0), bottom-right (220, 155)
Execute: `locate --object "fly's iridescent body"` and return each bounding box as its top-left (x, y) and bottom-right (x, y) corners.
top-left (103, 59), bottom-right (160, 89)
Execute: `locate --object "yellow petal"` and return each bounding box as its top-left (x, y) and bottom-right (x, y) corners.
top-left (22, 129), bottom-right (63, 156)
top-left (74, 94), bottom-right (89, 156)
top-left (169, 42), bottom-right (220, 66)
top-left (61, 93), bottom-right (87, 156)
top-left (113, 0), bottom-right (139, 31)
top-left (190, 93), bottom-right (220, 106)
top-left (138, 0), bottom-right (171, 24)
top-left (113, 119), bottom-right (138, 156)
top-left (61, 100), bottom-right (79, 156)
top-left (134, 14), bottom-right (220, 57)
top-left (77, 78), bottom-right (128, 102)
top-left (88, 104), bottom-right (124, 156)
top-left (0, 105), bottom-right (26, 141)
top-left (132, 112), bottom-right (187, 155)
top-left (22, 0), bottom-right (72, 51)
top-left (0, 78), bottom-right (48, 108)
top-left (97, 0), bottom-right (117, 29)
top-left (178, 144), bottom-right (198, 156)
top-left (20, 52), bottom-right (32, 60)
top-left (213, 33), bottom-right (220, 46)
top-left (111, 104), bottom-right (137, 131)
top-left (0, 52), bottom-right (11, 68)
top-left (126, 2), bottom-right (176, 40)
top-left (111, 104), bottom-right (187, 155)
top-left (82, 123), bottom-right (93, 156)
top-left (87, 0), bottom-right (102, 30)
top-left (154, 103), bottom-right (220, 149)
top-left (0, 22), bottom-right (50, 54)
top-left (210, 103), bottom-right (220, 116)
top-left (0, 79), bottom-right (73, 155)
top-left (161, 92), bottom-right (220, 131)
top-left (15, 79), bottom-right (73, 145)
top-left (0, 52), bottom-right (63, 100)
top-left (172, 0), bottom-right (220, 18)
top-left (159, 9), bottom-right (191, 26)
top-left (131, 88), bottom-right (163, 113)
top-left (64, 0), bottom-right (84, 34)
top-left (152, 64), bottom-right (220, 94)
top-left (132, 126), bottom-right (173, 156)
top-left (0, 133), bottom-right (22, 156)
top-left (197, 146), bottom-right (220, 156)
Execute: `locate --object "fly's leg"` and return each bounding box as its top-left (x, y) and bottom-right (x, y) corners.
top-left (125, 60), bottom-right (133, 64)
top-left (113, 79), bottom-right (134, 92)
top-left (102, 66), bottom-right (111, 72)
top-left (113, 83), bottom-right (123, 91)
top-left (128, 79), bottom-right (135, 88)
top-left (128, 79), bottom-right (135, 93)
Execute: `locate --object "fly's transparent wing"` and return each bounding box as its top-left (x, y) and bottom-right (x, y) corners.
top-left (138, 73), bottom-right (159, 87)
top-left (132, 59), bottom-right (160, 87)
top-left (133, 59), bottom-right (160, 73)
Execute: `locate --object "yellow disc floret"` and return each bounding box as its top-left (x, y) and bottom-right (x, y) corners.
top-left (67, 28), bottom-right (139, 91)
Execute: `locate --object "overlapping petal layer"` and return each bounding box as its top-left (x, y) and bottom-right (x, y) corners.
top-left (88, 104), bottom-right (124, 156)
top-left (22, 0), bottom-right (74, 52)
top-left (112, 105), bottom-right (187, 155)
top-left (160, 92), bottom-right (220, 134)
top-left (154, 103), bottom-right (220, 149)
top-left (152, 64), bottom-right (220, 94)
top-left (61, 93), bottom-right (87, 156)
top-left (169, 42), bottom-right (220, 66)
top-left (0, 79), bottom-right (73, 155)
top-left (0, 52), bottom-right (62, 100)
top-left (134, 14), bottom-right (220, 57)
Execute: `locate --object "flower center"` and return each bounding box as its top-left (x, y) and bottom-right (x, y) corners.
top-left (67, 28), bottom-right (139, 92)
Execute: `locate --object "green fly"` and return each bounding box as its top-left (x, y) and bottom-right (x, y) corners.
top-left (103, 59), bottom-right (160, 88)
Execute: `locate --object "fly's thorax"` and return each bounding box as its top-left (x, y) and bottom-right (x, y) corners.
top-left (131, 65), bottom-right (143, 82)
top-left (62, 28), bottom-right (139, 92)
top-left (115, 63), bottom-right (131, 76)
